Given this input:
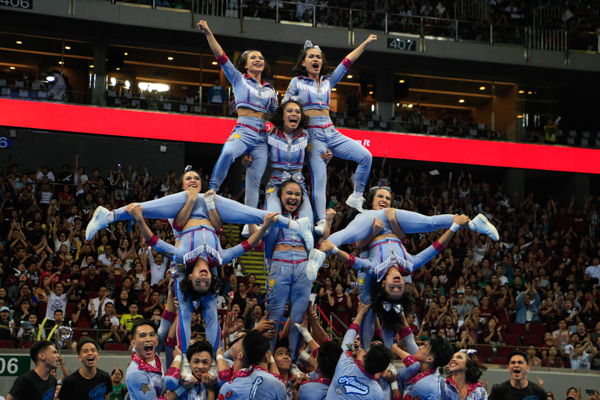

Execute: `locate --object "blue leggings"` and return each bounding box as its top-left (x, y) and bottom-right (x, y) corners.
top-left (111, 191), bottom-right (294, 230)
top-left (209, 116), bottom-right (268, 208)
top-left (307, 115), bottom-right (372, 222)
top-left (265, 171), bottom-right (313, 224)
top-left (327, 209), bottom-right (454, 248)
top-left (265, 249), bottom-right (312, 361)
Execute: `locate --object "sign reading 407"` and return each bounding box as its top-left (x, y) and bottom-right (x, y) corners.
top-left (387, 38), bottom-right (416, 51)
top-left (0, 0), bottom-right (32, 9)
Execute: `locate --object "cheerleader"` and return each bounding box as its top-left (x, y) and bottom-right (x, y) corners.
top-left (198, 20), bottom-right (277, 209)
top-left (307, 186), bottom-right (498, 280)
top-left (125, 202), bottom-right (279, 355)
top-left (283, 36), bottom-right (377, 232)
top-left (440, 349), bottom-right (488, 400)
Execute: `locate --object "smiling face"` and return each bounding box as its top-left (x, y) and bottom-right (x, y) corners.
top-left (448, 351), bottom-right (467, 374)
top-left (302, 48), bottom-right (322, 77)
top-left (371, 189), bottom-right (392, 210)
top-left (280, 182), bottom-right (302, 213)
top-left (382, 266), bottom-right (405, 300)
top-left (111, 369), bottom-right (123, 385)
top-left (182, 171), bottom-right (201, 191)
top-left (188, 259), bottom-right (212, 293)
top-left (274, 346), bottom-right (292, 371)
top-left (245, 51), bottom-right (265, 74)
top-left (282, 102), bottom-right (302, 132)
top-left (190, 351), bottom-right (212, 380)
top-left (78, 342), bottom-right (99, 368)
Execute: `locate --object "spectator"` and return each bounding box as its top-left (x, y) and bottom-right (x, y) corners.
top-left (7, 340), bottom-right (59, 400)
top-left (119, 303), bottom-right (142, 338)
top-left (541, 346), bottom-right (564, 368)
top-left (44, 278), bottom-right (75, 328)
top-left (208, 78), bottom-right (225, 115)
top-left (570, 338), bottom-right (597, 370)
top-left (490, 350), bottom-right (546, 399)
top-left (109, 365), bottom-right (127, 400)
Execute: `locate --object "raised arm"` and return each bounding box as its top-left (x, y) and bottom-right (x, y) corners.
top-left (172, 184), bottom-right (199, 232)
top-left (344, 35), bottom-right (377, 63)
top-left (204, 190), bottom-right (223, 233)
top-left (197, 20), bottom-right (224, 58)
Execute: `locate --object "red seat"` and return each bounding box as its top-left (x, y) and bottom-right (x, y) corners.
top-left (105, 343), bottom-right (127, 351)
top-left (38, 302), bottom-right (48, 319)
top-left (475, 345), bottom-right (494, 360)
top-left (563, 361), bottom-right (571, 368)
top-left (508, 323), bottom-right (527, 337)
top-left (529, 324), bottom-right (548, 337)
top-left (523, 335), bottom-right (542, 347)
top-left (88, 292), bottom-right (99, 300)
top-left (0, 340), bottom-right (13, 348)
top-left (490, 357), bottom-right (508, 365)
top-left (19, 341), bottom-right (34, 349)
top-left (496, 346), bottom-right (515, 358)
top-left (503, 334), bottom-right (521, 346)
top-left (65, 303), bottom-right (77, 318)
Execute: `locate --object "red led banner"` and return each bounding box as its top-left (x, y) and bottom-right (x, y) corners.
top-left (1, 98), bottom-right (598, 174)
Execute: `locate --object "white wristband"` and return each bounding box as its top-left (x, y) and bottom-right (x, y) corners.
top-left (299, 351), bottom-right (311, 362)
top-left (216, 355), bottom-right (224, 361)
top-left (206, 199), bottom-right (216, 211)
top-left (450, 222), bottom-right (460, 232)
top-left (332, 246), bottom-right (339, 254)
top-left (173, 355), bottom-right (182, 364)
top-left (175, 386), bottom-right (187, 396)
top-left (390, 381), bottom-right (398, 391)
top-left (270, 356), bottom-right (275, 364)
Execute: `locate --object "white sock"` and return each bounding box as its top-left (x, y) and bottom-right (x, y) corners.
top-left (294, 322), bottom-right (314, 343)
top-left (288, 220), bottom-right (300, 231)
top-left (352, 191), bottom-right (363, 199)
top-left (106, 212), bottom-right (115, 224)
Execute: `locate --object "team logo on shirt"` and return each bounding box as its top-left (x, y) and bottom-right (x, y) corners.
top-left (307, 144), bottom-right (312, 151)
top-left (225, 391), bottom-right (233, 398)
top-left (249, 376), bottom-right (263, 399)
top-left (338, 376), bottom-right (369, 395)
top-left (140, 383), bottom-right (151, 394)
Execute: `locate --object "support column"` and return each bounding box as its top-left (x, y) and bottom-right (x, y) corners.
top-left (92, 38), bottom-right (107, 106)
top-left (376, 66), bottom-right (394, 121)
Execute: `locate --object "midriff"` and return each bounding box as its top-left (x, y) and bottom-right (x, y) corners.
top-left (305, 109), bottom-right (330, 118)
top-left (238, 107), bottom-right (267, 120)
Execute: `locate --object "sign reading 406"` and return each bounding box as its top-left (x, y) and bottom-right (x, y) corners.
top-left (0, 0), bottom-right (32, 9)
top-left (387, 38), bottom-right (416, 51)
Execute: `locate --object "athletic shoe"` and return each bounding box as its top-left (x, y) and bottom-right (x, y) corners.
top-left (297, 217), bottom-right (314, 253)
top-left (346, 195), bottom-right (365, 213)
top-left (470, 214), bottom-right (499, 241)
top-left (314, 219), bottom-right (326, 235)
top-left (241, 224), bottom-right (250, 238)
top-left (306, 248), bottom-right (326, 281)
top-left (86, 206), bottom-right (110, 241)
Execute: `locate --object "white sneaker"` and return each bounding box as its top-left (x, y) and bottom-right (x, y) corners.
top-left (241, 224), bottom-right (250, 238)
top-left (306, 248), bottom-right (326, 281)
top-left (297, 217), bottom-right (314, 253)
top-left (470, 214), bottom-right (499, 241)
top-left (86, 206), bottom-right (110, 241)
top-left (314, 219), bottom-right (326, 235)
top-left (346, 195), bottom-right (365, 213)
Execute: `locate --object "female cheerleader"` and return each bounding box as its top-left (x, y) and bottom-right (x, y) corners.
top-left (248, 178), bottom-right (317, 360)
top-left (125, 202), bottom-right (278, 355)
top-left (85, 169), bottom-right (313, 250)
top-left (440, 349), bottom-right (488, 400)
top-left (320, 212), bottom-right (470, 349)
top-left (283, 36), bottom-right (377, 232)
top-left (198, 20), bottom-right (277, 209)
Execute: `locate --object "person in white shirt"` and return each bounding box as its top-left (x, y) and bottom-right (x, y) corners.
top-left (585, 257), bottom-right (600, 283)
top-left (36, 166), bottom-right (55, 182)
top-left (103, 303), bottom-right (120, 328)
top-left (88, 287), bottom-right (114, 319)
top-left (97, 245), bottom-right (115, 269)
top-left (570, 340), bottom-right (597, 370)
top-left (44, 277), bottom-right (75, 322)
top-left (48, 70), bottom-right (67, 100)
top-left (146, 248), bottom-right (167, 287)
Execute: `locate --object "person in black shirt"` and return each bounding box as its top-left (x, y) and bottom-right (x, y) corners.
top-left (58, 338), bottom-right (112, 400)
top-left (7, 340), bottom-right (60, 400)
top-left (490, 349), bottom-right (547, 400)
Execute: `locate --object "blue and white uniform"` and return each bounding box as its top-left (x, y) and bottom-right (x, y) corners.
top-left (439, 377), bottom-right (488, 400)
top-left (263, 211), bottom-right (312, 360)
top-left (209, 52), bottom-right (278, 208)
top-left (325, 322), bottom-right (384, 400)
top-left (126, 353), bottom-right (168, 400)
top-left (218, 367), bottom-right (286, 400)
top-left (396, 334), bottom-right (441, 400)
top-left (145, 229), bottom-right (253, 355)
top-left (265, 128), bottom-right (313, 224)
top-left (283, 57), bottom-right (372, 222)
top-left (164, 362), bottom-right (209, 400)
top-left (298, 378), bottom-right (331, 400)
top-left (351, 237), bottom-right (445, 349)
